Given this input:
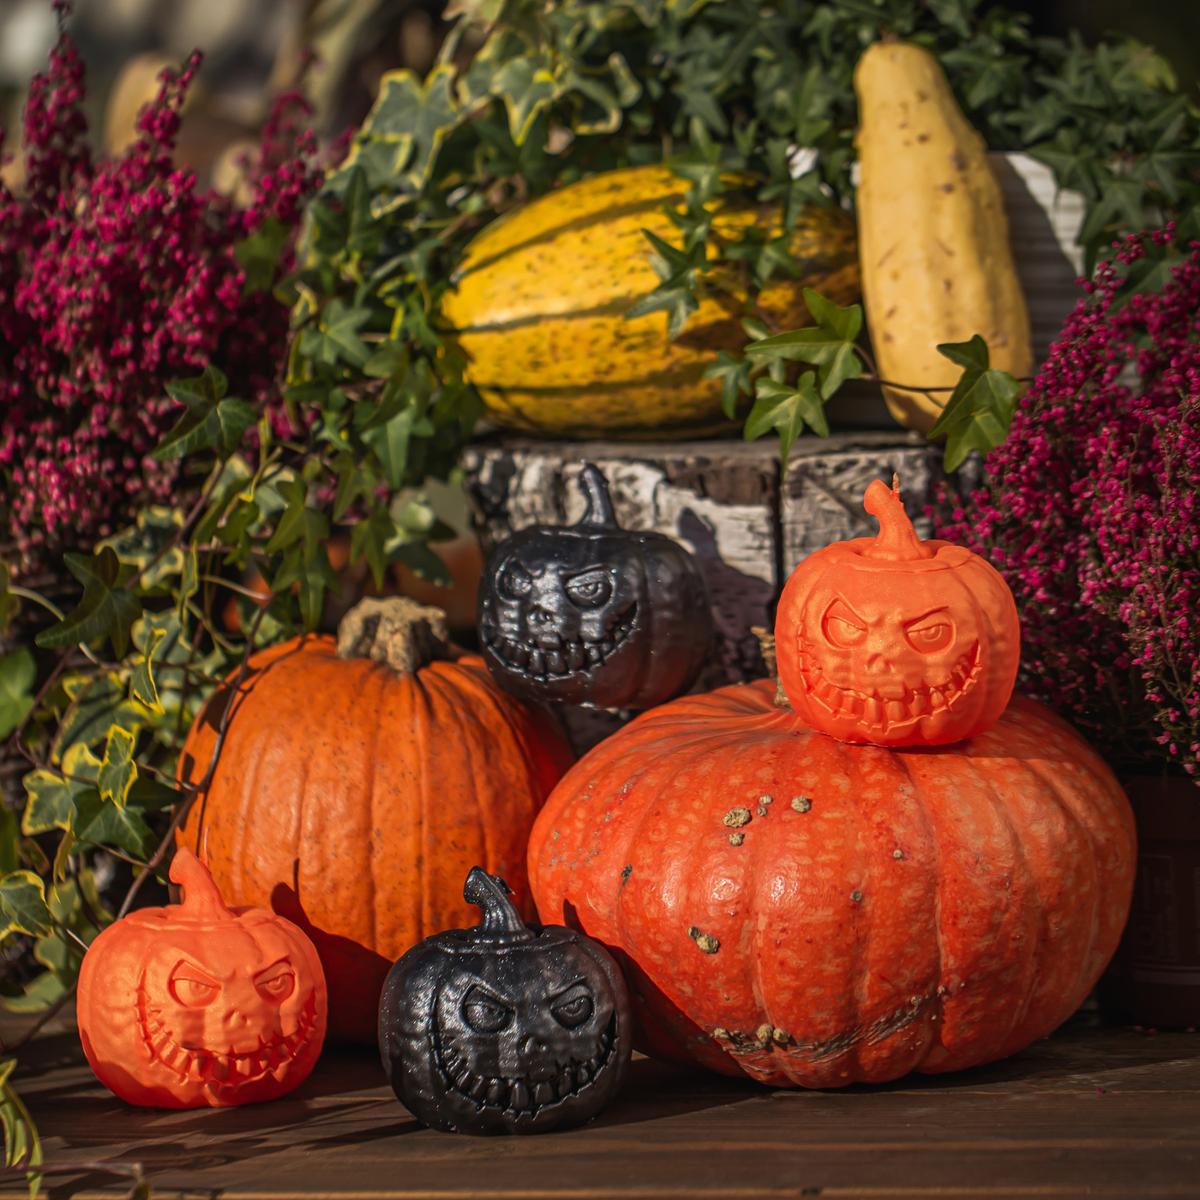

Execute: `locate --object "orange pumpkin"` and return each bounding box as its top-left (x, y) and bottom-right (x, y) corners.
top-left (776, 478), bottom-right (1019, 746)
top-left (77, 848), bottom-right (327, 1108)
top-left (178, 597), bottom-right (573, 1042)
top-left (528, 682), bottom-right (1135, 1087)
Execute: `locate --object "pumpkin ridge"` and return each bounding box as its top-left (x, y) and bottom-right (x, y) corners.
top-left (893, 749), bottom-right (944, 1066)
top-left (957, 749), bottom-right (1043, 1055)
top-left (364, 662), bottom-right (391, 952)
top-left (1003, 746), bottom-right (1103, 1050)
top-left (426, 665), bottom-right (496, 910)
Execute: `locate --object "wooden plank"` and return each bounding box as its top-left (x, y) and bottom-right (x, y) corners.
top-left (8, 1026), bottom-right (1200, 1199)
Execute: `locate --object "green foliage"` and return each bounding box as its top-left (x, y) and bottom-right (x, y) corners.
top-left (928, 337), bottom-right (1023, 471)
top-left (291, 0), bottom-right (1198, 475)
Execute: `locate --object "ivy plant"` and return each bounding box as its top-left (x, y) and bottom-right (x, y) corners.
top-left (290, 0), bottom-right (1200, 470)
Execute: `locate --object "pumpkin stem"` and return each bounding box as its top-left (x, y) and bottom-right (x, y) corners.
top-left (577, 463), bottom-right (618, 528)
top-left (170, 848), bottom-right (232, 919)
top-left (861, 477), bottom-right (933, 561)
top-left (336, 596), bottom-right (458, 674)
top-left (464, 867), bottom-right (535, 940)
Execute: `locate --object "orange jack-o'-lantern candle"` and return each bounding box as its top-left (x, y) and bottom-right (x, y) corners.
top-left (775, 478), bottom-right (1019, 746)
top-left (76, 848), bottom-right (327, 1108)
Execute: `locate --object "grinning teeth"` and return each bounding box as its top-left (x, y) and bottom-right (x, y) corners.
top-left (586, 645), bottom-right (603, 664)
top-left (509, 1081), bottom-right (530, 1111)
top-left (886, 699), bottom-right (908, 724)
top-left (527, 649), bottom-right (545, 675)
top-left (468, 1074), bottom-right (489, 1101)
top-left (532, 1081), bottom-right (556, 1107)
top-left (910, 689), bottom-right (931, 716)
top-left (928, 687), bottom-right (945, 710)
top-left (486, 1078), bottom-right (508, 1107)
top-left (567, 643), bottom-right (585, 670)
top-left (863, 697), bottom-right (883, 726)
top-left (544, 650), bottom-right (565, 674)
top-left (558, 1068), bottom-right (575, 1097)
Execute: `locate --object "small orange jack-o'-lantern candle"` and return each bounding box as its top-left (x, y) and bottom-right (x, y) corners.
top-left (76, 848), bottom-right (327, 1108)
top-left (775, 478), bottom-right (1019, 746)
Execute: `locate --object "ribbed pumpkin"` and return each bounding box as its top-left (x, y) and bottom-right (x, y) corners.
top-left (528, 682), bottom-right (1135, 1087)
top-left (441, 164), bottom-right (860, 438)
top-left (178, 597), bottom-right (573, 1042)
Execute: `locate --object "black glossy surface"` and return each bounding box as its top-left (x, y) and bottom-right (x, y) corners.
top-left (477, 463), bottom-right (713, 709)
top-left (377, 868), bottom-right (632, 1135)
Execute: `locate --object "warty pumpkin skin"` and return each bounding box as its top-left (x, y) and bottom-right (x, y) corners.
top-left (528, 682), bottom-right (1135, 1087)
top-left (442, 164), bottom-right (860, 438)
top-left (178, 598), bottom-right (573, 1043)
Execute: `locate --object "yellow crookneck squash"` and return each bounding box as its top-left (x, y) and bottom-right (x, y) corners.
top-left (854, 41), bottom-right (1033, 434)
top-left (441, 164), bottom-right (860, 439)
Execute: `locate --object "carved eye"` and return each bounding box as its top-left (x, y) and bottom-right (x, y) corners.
top-left (821, 600), bottom-right (868, 648)
top-left (169, 962), bottom-right (220, 1008)
top-left (564, 569), bottom-right (611, 609)
top-left (499, 560), bottom-right (533, 599)
top-left (255, 962), bottom-right (296, 1004)
top-left (462, 985), bottom-right (514, 1034)
top-left (905, 615), bottom-right (954, 653)
top-left (551, 991), bottom-right (594, 1029)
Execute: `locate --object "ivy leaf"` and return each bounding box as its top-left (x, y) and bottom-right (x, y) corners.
top-left (154, 367), bottom-right (255, 461)
top-left (54, 673), bottom-right (148, 753)
top-left (703, 351), bottom-right (752, 419)
top-left (97, 727), bottom-right (138, 810)
top-left (345, 65), bottom-right (460, 192)
top-left (0, 562), bottom-right (17, 636)
top-left (21, 771), bottom-right (80, 835)
top-left (491, 56), bottom-right (559, 145)
top-left (0, 872), bottom-right (53, 940)
top-left (301, 299), bottom-right (372, 369)
top-left (36, 547), bottom-right (141, 658)
top-left (744, 289), bottom-right (864, 399)
top-left (71, 792), bottom-right (154, 859)
top-left (234, 216), bottom-right (289, 295)
top-left (0, 649), bottom-right (35, 740)
top-left (928, 337), bottom-right (1022, 471)
top-left (129, 624), bottom-right (166, 713)
top-left (0, 1056), bottom-right (43, 1185)
top-left (744, 372), bottom-right (828, 460)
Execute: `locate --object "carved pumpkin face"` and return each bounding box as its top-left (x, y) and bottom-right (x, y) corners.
top-left (379, 867), bottom-right (630, 1134)
top-left (77, 848), bottom-right (327, 1108)
top-left (775, 479), bottom-right (1019, 746)
top-left (478, 463), bottom-right (712, 710)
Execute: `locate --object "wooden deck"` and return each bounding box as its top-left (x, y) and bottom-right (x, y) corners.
top-left (6, 1021), bottom-right (1199, 1199)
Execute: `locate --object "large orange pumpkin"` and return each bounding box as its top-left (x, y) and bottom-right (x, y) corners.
top-left (179, 597), bottom-right (573, 1042)
top-left (775, 478), bottom-right (1019, 747)
top-left (528, 681), bottom-right (1135, 1087)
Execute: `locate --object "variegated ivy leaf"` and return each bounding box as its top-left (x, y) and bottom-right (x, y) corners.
top-left (0, 872), bottom-right (52, 940)
top-left (97, 727), bottom-right (138, 809)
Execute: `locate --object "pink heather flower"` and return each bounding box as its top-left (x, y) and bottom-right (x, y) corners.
top-left (936, 229), bottom-right (1200, 778)
top-left (0, 23), bottom-right (322, 579)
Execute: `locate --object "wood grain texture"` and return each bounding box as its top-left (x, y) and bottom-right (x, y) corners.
top-left (8, 1025), bottom-right (1200, 1198)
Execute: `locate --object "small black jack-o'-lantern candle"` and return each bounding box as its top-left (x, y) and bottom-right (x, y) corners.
top-left (478, 462), bottom-right (713, 709)
top-left (378, 867), bottom-right (631, 1134)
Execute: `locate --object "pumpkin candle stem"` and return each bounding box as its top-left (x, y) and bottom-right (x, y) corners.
top-left (336, 596), bottom-right (458, 673)
top-left (464, 867), bottom-right (535, 941)
top-left (169, 847), bottom-right (232, 919)
top-left (861, 477), bottom-right (933, 561)
top-left (577, 462), bottom-right (618, 527)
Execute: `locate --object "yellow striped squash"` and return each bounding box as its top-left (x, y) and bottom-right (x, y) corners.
top-left (441, 165), bottom-right (860, 438)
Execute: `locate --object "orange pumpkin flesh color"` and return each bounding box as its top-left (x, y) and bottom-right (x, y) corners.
top-left (76, 847), bottom-right (327, 1108)
top-left (528, 684), bottom-right (1135, 1087)
top-left (177, 597), bottom-right (573, 1042)
top-left (776, 477), bottom-right (1020, 747)
top-left (528, 482), bottom-right (1135, 1087)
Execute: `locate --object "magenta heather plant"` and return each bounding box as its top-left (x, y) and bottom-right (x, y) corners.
top-left (0, 23), bottom-right (321, 581)
top-left (936, 228), bottom-right (1200, 778)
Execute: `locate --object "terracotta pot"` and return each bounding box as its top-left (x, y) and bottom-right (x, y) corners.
top-left (1101, 772), bottom-right (1200, 1028)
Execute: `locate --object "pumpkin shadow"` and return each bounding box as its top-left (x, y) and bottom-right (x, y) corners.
top-left (269, 877), bottom-right (392, 1046)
